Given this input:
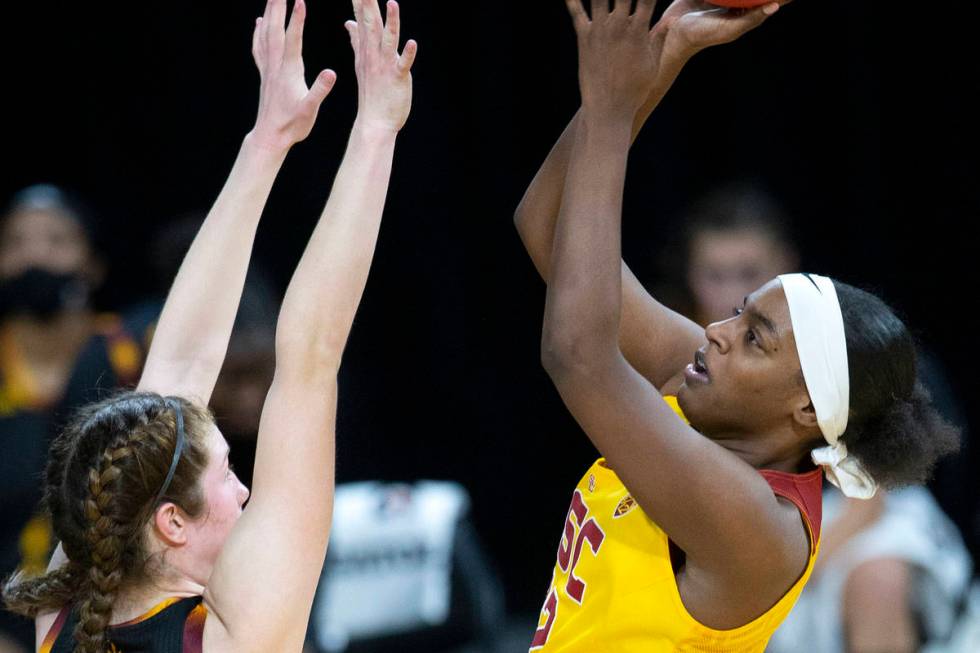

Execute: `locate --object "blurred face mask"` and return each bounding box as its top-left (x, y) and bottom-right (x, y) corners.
top-left (0, 267), bottom-right (90, 321)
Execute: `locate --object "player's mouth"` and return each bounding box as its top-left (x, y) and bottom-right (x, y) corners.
top-left (684, 348), bottom-right (710, 385)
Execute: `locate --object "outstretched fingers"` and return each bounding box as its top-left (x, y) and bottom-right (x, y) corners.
top-left (266, 0), bottom-right (287, 56)
top-left (357, 0), bottom-right (384, 43)
top-left (565, 0), bottom-right (589, 31)
top-left (382, 0), bottom-right (400, 52)
top-left (285, 0), bottom-right (307, 63)
top-left (345, 20), bottom-right (360, 53)
top-left (634, 0), bottom-right (658, 25)
top-left (350, 0), bottom-right (364, 25)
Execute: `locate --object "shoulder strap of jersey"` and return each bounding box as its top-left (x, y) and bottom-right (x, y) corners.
top-left (663, 394), bottom-right (824, 545)
top-left (39, 605), bottom-right (71, 653)
top-left (758, 468), bottom-right (824, 544)
top-left (182, 599), bottom-right (207, 653)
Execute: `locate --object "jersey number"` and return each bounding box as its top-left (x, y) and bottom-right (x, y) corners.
top-left (530, 489), bottom-right (605, 649)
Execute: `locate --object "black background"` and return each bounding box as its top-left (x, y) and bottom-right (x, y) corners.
top-left (4, 0), bottom-right (977, 617)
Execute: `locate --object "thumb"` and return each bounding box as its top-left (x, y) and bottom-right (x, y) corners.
top-left (304, 69), bottom-right (338, 112)
top-left (397, 39), bottom-right (418, 74)
top-left (742, 2), bottom-right (780, 28)
top-left (717, 2), bottom-right (779, 41)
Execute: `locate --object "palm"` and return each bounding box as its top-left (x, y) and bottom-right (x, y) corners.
top-left (565, 0), bottom-right (663, 118)
top-left (250, 0), bottom-right (337, 151)
top-left (660, 0), bottom-right (782, 57)
top-left (257, 61), bottom-right (319, 140)
top-left (347, 0), bottom-right (418, 132)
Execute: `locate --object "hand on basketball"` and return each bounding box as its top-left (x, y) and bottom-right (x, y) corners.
top-left (565, 0), bottom-right (663, 121)
top-left (250, 0), bottom-right (337, 152)
top-left (346, 0), bottom-right (418, 133)
top-left (655, 0), bottom-right (786, 61)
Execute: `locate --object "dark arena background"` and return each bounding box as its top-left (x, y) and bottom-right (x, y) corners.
top-left (3, 0), bottom-right (978, 649)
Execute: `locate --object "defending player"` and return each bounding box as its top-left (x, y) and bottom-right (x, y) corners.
top-left (2, 1), bottom-right (416, 651)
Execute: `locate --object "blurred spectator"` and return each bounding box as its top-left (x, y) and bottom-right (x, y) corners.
top-left (665, 182), bottom-right (800, 327)
top-left (657, 181), bottom-right (973, 653)
top-left (0, 185), bottom-right (146, 652)
top-left (211, 271), bottom-right (278, 488)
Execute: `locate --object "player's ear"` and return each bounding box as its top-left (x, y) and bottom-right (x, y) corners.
top-left (793, 388), bottom-right (820, 430)
top-left (152, 502), bottom-right (189, 546)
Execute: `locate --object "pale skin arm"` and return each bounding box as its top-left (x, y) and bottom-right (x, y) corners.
top-left (136, 0), bottom-right (337, 402)
top-left (542, 0), bottom-right (799, 625)
top-left (200, 2), bottom-right (417, 651)
top-left (34, 0), bottom-right (336, 647)
top-left (516, 0), bottom-right (790, 389)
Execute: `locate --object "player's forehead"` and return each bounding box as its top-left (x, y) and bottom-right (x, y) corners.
top-left (204, 423), bottom-right (231, 461)
top-left (744, 279), bottom-right (796, 349)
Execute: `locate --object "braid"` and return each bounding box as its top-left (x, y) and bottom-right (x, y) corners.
top-left (3, 391), bottom-right (213, 641)
top-left (71, 442), bottom-right (133, 653)
top-left (2, 562), bottom-right (83, 618)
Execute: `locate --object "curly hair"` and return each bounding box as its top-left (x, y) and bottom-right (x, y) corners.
top-left (834, 281), bottom-right (960, 488)
top-left (2, 392), bottom-right (213, 653)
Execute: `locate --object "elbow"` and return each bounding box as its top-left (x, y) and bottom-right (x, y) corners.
top-left (540, 322), bottom-right (613, 383)
top-left (274, 327), bottom-right (345, 378)
top-left (513, 200), bottom-right (529, 236)
top-left (540, 339), bottom-right (571, 382)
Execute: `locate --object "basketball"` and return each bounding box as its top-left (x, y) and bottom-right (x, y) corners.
top-left (707, 0), bottom-right (774, 7)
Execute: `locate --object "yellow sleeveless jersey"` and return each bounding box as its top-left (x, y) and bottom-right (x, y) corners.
top-left (530, 395), bottom-right (823, 653)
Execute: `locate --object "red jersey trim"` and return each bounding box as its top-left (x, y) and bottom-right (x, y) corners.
top-left (758, 467), bottom-right (824, 545)
top-left (182, 602), bottom-right (207, 653)
top-left (39, 606), bottom-right (70, 653)
top-left (39, 597), bottom-right (206, 653)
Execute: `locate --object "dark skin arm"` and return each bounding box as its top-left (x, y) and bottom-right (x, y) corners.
top-left (542, 0), bottom-right (804, 628)
top-left (516, 0), bottom-right (790, 390)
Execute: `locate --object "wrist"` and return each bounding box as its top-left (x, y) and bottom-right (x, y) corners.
top-left (578, 108), bottom-right (634, 144)
top-left (662, 35), bottom-right (701, 64)
top-left (352, 117), bottom-right (401, 139)
top-left (242, 130), bottom-right (293, 159)
top-left (580, 98), bottom-right (637, 131)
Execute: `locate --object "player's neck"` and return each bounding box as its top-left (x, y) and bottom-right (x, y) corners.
top-left (110, 578), bottom-right (203, 626)
top-left (712, 429), bottom-right (810, 473)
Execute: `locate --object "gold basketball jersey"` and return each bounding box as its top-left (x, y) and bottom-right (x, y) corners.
top-left (530, 396), bottom-right (823, 652)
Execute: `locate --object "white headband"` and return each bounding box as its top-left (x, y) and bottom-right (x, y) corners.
top-left (779, 273), bottom-right (878, 499)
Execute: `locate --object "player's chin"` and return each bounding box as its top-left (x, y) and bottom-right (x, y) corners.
top-left (675, 382), bottom-right (703, 412)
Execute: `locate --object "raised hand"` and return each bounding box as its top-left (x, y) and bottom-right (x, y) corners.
top-left (345, 0), bottom-right (418, 133)
top-left (565, 0), bottom-right (663, 122)
top-left (251, 0), bottom-right (338, 151)
top-left (656, 0), bottom-right (784, 60)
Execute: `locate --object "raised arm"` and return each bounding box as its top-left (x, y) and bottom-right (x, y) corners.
top-left (136, 0), bottom-right (337, 402)
top-left (541, 0), bottom-right (798, 613)
top-left (200, 2), bottom-right (417, 651)
top-left (516, 0), bottom-right (784, 389)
